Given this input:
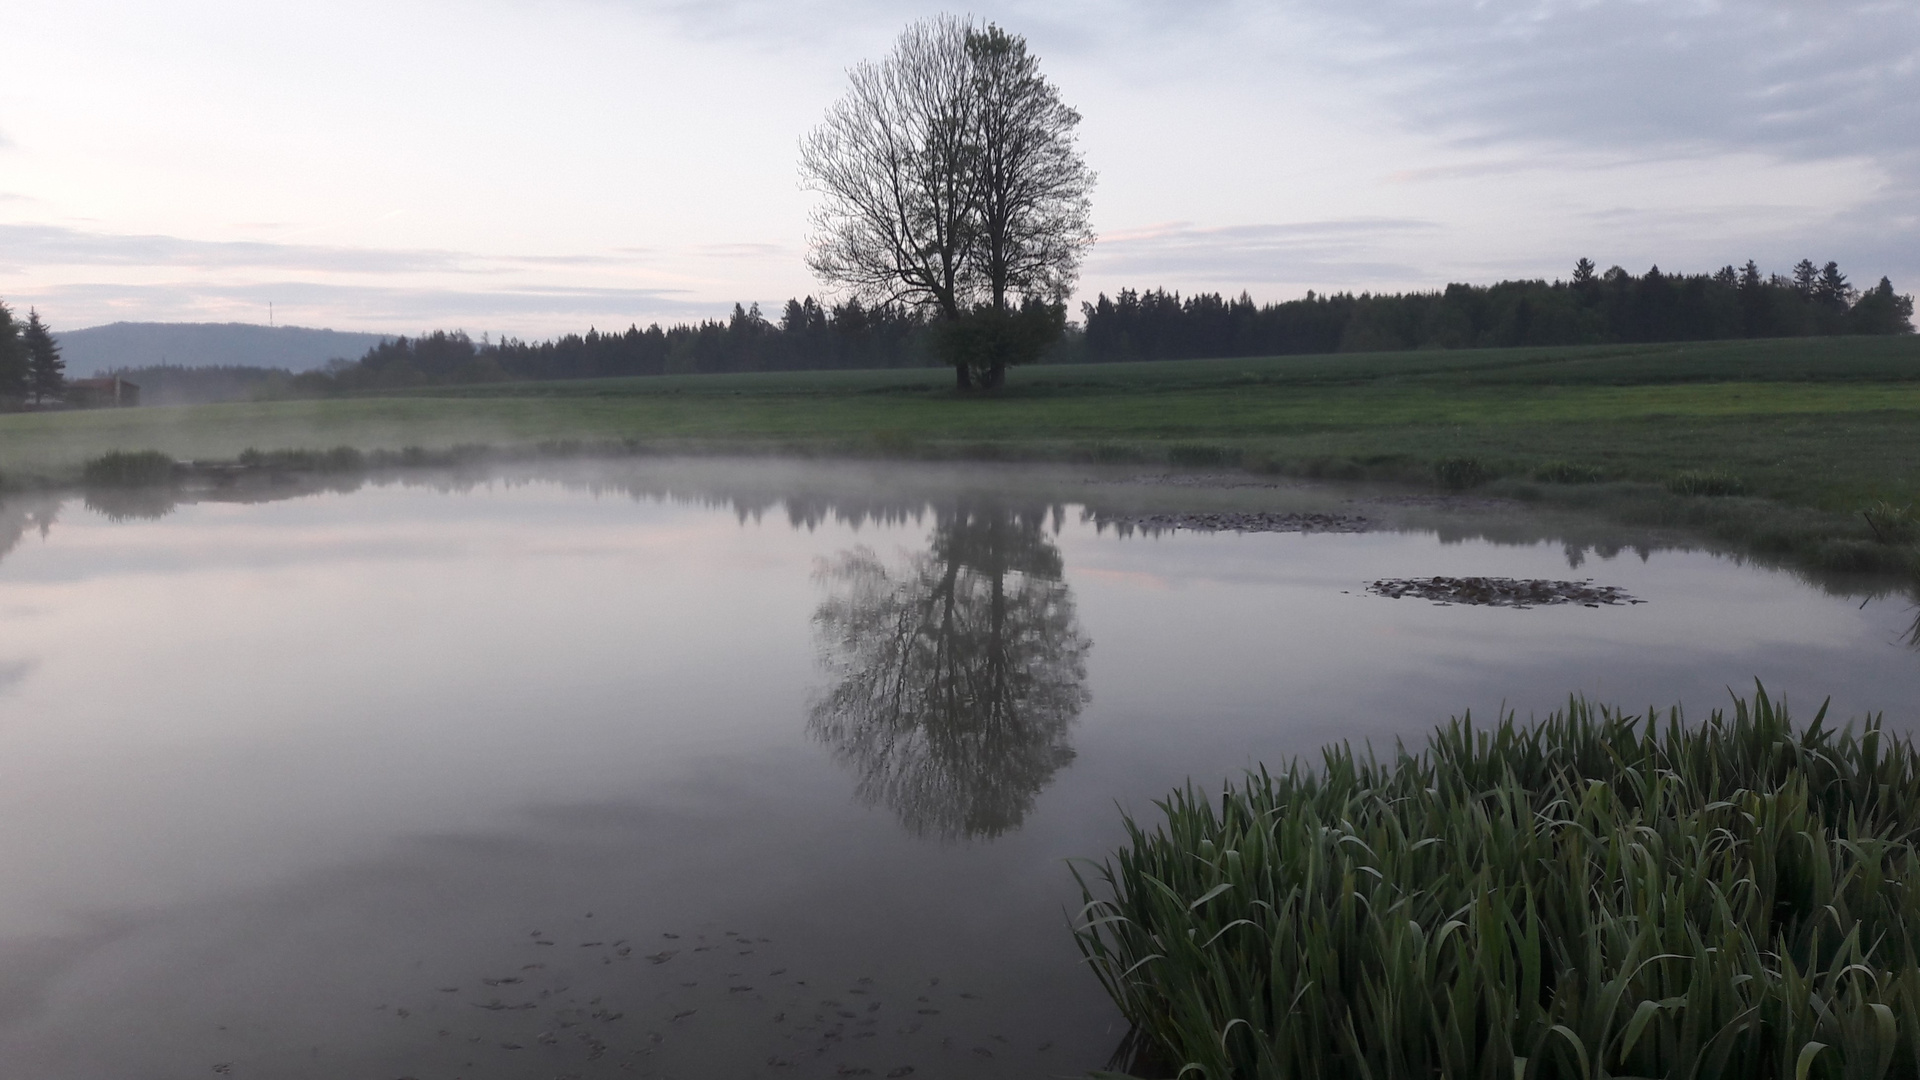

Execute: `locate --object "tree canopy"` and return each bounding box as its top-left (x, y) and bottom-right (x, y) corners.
top-left (801, 17), bottom-right (1094, 389)
top-left (23, 309), bottom-right (66, 405)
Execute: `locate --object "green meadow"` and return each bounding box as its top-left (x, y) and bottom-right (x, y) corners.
top-left (4, 335), bottom-right (1919, 570)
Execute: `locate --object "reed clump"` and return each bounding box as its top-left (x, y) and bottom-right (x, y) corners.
top-left (237, 446), bottom-right (364, 472)
top-left (1435, 456), bottom-right (1492, 490)
top-left (1074, 691), bottom-right (1920, 1080)
top-left (80, 449), bottom-right (176, 487)
top-left (1533, 460), bottom-right (1605, 484)
top-left (1668, 470), bottom-right (1749, 496)
top-left (1862, 502), bottom-right (1918, 546)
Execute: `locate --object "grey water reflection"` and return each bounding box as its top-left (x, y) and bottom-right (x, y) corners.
top-left (810, 504), bottom-right (1091, 840)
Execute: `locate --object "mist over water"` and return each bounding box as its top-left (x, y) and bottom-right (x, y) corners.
top-left (0, 458), bottom-right (1915, 1078)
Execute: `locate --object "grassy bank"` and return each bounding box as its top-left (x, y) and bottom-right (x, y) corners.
top-left (2, 336), bottom-right (1917, 572)
top-left (1074, 692), bottom-right (1920, 1080)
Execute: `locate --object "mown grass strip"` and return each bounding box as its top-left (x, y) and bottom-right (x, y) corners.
top-left (1074, 690), bottom-right (1920, 1080)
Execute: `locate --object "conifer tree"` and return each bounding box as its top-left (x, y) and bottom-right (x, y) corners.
top-left (0, 300), bottom-right (26, 401)
top-left (1815, 261), bottom-right (1854, 307)
top-left (22, 309), bottom-right (65, 406)
top-left (1850, 277), bottom-right (1916, 335)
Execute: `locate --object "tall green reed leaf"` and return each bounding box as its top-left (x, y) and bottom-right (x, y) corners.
top-left (1074, 690), bottom-right (1920, 1080)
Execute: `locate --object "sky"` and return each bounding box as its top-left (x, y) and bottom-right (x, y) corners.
top-left (0, 0), bottom-right (1914, 337)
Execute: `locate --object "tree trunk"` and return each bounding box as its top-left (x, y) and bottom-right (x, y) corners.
top-left (985, 362), bottom-right (1005, 388)
top-left (955, 363), bottom-right (973, 389)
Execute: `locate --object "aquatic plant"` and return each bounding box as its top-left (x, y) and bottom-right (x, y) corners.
top-left (1533, 460), bottom-right (1604, 484)
top-left (80, 449), bottom-right (176, 487)
top-left (1169, 443), bottom-right (1242, 468)
top-left (1668, 470), bottom-right (1748, 496)
top-left (1434, 456), bottom-right (1491, 490)
top-left (1863, 502), bottom-right (1918, 546)
top-left (1074, 691), bottom-right (1920, 1080)
top-left (237, 446), bottom-right (364, 472)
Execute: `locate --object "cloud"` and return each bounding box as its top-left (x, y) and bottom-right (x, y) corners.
top-left (0, 223), bottom-right (671, 277)
top-left (693, 242), bottom-right (792, 260)
top-left (0, 223), bottom-right (470, 275)
top-left (25, 280), bottom-right (718, 336)
top-left (1303, 0), bottom-right (1920, 166)
top-left (645, 0), bottom-right (1245, 60)
top-left (648, 0), bottom-right (1918, 168)
top-left (1087, 218), bottom-right (1436, 285)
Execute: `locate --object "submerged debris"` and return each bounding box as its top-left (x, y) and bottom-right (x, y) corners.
top-left (1101, 511), bottom-right (1371, 535)
top-left (1367, 576), bottom-right (1641, 608)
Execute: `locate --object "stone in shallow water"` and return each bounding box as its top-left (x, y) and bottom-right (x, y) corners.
top-left (1366, 576), bottom-right (1642, 608)
top-left (1102, 510), bottom-right (1372, 534)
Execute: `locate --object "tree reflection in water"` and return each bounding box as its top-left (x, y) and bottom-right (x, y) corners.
top-left (809, 504), bottom-right (1091, 840)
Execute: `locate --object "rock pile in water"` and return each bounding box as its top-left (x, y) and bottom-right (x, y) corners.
top-left (1367, 576), bottom-right (1641, 608)
top-left (1104, 511), bottom-right (1372, 534)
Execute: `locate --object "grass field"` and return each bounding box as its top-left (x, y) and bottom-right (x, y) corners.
top-left (2, 336), bottom-right (1918, 571)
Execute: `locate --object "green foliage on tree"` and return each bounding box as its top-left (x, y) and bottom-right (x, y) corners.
top-left (1852, 277), bottom-right (1917, 336)
top-left (929, 299), bottom-right (1067, 380)
top-left (22, 309), bottom-right (64, 405)
top-left (801, 17), bottom-right (1094, 390)
top-left (1080, 258), bottom-right (1915, 363)
top-left (0, 299), bottom-right (26, 401)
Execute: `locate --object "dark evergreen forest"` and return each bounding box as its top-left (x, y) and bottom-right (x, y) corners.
top-left (294, 299), bottom-right (931, 392)
top-left (295, 260), bottom-right (1914, 391)
top-left (1081, 260), bottom-right (1914, 362)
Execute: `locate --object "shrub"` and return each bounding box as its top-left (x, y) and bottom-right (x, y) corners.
top-left (1433, 456), bottom-right (1490, 490)
top-left (1668, 470), bottom-right (1748, 496)
top-left (1075, 691), bottom-right (1920, 1080)
top-left (81, 450), bottom-right (176, 487)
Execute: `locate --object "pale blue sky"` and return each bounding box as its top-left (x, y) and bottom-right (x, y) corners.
top-left (1, 0), bottom-right (1913, 336)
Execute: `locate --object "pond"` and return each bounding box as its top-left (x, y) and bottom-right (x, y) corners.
top-left (0, 458), bottom-right (1916, 1079)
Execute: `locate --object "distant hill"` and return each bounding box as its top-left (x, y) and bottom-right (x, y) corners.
top-left (53, 322), bottom-right (395, 377)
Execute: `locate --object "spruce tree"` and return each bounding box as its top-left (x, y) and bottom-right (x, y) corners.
top-left (1816, 261), bottom-right (1854, 306)
top-left (0, 300), bottom-right (26, 401)
top-left (22, 309), bottom-right (65, 406)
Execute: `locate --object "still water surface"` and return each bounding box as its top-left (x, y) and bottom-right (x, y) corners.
top-left (0, 459), bottom-right (1916, 1079)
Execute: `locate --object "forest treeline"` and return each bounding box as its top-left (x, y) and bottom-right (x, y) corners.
top-left (0, 298), bottom-right (69, 405)
top-left (1081, 259), bottom-right (1914, 362)
top-left (294, 298), bottom-right (934, 392)
top-left (293, 259), bottom-right (1914, 391)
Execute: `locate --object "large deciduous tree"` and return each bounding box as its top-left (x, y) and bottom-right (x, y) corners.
top-left (800, 17), bottom-right (1094, 390)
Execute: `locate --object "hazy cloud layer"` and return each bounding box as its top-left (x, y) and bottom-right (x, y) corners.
top-left (31, 281), bottom-right (714, 335)
top-left (1, 0), bottom-right (1913, 332)
top-left (1322, 0), bottom-right (1920, 162)
top-left (0, 224), bottom-right (648, 276)
top-left (1088, 220), bottom-right (1434, 287)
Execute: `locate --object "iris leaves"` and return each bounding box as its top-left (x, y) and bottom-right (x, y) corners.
top-left (1074, 690), bottom-right (1920, 1080)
